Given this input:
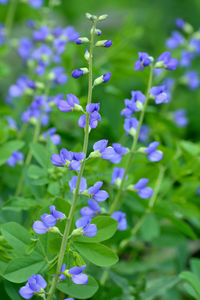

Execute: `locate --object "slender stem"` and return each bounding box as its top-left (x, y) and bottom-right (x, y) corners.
top-left (109, 65), bottom-right (154, 214)
top-left (5, 0), bottom-right (18, 37)
top-left (46, 21), bottom-right (97, 300)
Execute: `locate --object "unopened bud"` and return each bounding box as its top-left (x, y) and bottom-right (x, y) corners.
top-left (98, 14), bottom-right (108, 21)
top-left (84, 49), bottom-right (90, 61)
top-left (76, 37), bottom-right (90, 45)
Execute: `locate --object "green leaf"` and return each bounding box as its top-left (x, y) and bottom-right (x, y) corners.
top-left (180, 141), bottom-right (200, 155)
top-left (74, 242), bottom-right (118, 267)
top-left (57, 276), bottom-right (98, 299)
top-left (0, 140), bottom-right (24, 166)
top-left (191, 259), bottom-right (200, 281)
top-left (4, 280), bottom-right (22, 300)
top-left (140, 214), bottom-right (160, 242)
top-left (3, 256), bottom-right (46, 283)
top-left (1, 222), bottom-right (41, 256)
top-left (75, 216), bottom-right (118, 243)
top-left (30, 143), bottom-right (51, 169)
top-left (180, 271), bottom-right (200, 299)
top-left (27, 165), bottom-right (48, 180)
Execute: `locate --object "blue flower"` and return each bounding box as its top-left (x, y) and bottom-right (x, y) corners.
top-left (176, 18), bottom-right (185, 30)
top-left (75, 216), bottom-right (97, 237)
top-left (72, 68), bottom-right (88, 79)
top-left (134, 178), bottom-right (153, 199)
top-left (61, 264), bottom-right (88, 285)
top-left (144, 141), bottom-right (163, 162)
top-left (6, 117), bottom-right (18, 130)
top-left (87, 181), bottom-right (109, 202)
top-left (51, 148), bottom-right (85, 171)
top-left (18, 38), bottom-right (33, 60)
top-left (0, 0), bottom-right (8, 4)
top-left (166, 31), bottom-right (184, 49)
top-left (33, 206), bottom-right (65, 234)
top-left (124, 117), bottom-right (139, 136)
top-left (80, 199), bottom-right (101, 218)
top-left (58, 94), bottom-right (80, 112)
top-left (19, 274), bottom-right (47, 299)
top-left (29, 0), bottom-right (43, 8)
top-left (189, 38), bottom-right (200, 55)
top-left (50, 67), bottom-right (68, 85)
top-left (43, 128), bottom-right (61, 145)
top-left (149, 85), bottom-right (170, 104)
top-left (139, 125), bottom-right (149, 142)
top-left (33, 26), bottom-right (50, 42)
top-left (111, 167), bottom-right (125, 185)
top-left (104, 40), bottom-right (113, 47)
top-left (121, 91), bottom-right (146, 117)
top-left (103, 72), bottom-right (111, 82)
top-left (78, 103), bottom-right (101, 129)
top-left (180, 50), bottom-right (194, 67)
top-left (134, 52), bottom-right (152, 71)
top-left (184, 71), bottom-right (199, 90)
top-left (111, 211), bottom-right (127, 231)
top-left (156, 52), bottom-right (178, 71)
top-left (6, 151), bottom-right (24, 167)
top-left (69, 176), bottom-right (87, 193)
top-left (173, 109), bottom-right (188, 127)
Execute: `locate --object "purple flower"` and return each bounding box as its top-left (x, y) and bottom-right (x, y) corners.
top-left (104, 40), bottom-right (113, 47)
top-left (69, 176), bottom-right (87, 193)
top-left (18, 38), bottom-right (33, 60)
top-left (173, 109), bottom-right (188, 127)
top-left (134, 52), bottom-right (152, 71)
top-left (197, 186), bottom-right (200, 196)
top-left (166, 31), bottom-right (184, 49)
top-left (180, 50), bottom-right (194, 67)
top-left (75, 216), bottom-right (97, 237)
top-left (0, 0), bottom-right (8, 4)
top-left (103, 72), bottom-right (111, 83)
top-left (0, 23), bottom-right (5, 46)
top-left (6, 117), bottom-right (17, 130)
top-left (33, 206), bottom-right (65, 234)
top-left (78, 103), bottom-right (101, 129)
top-left (139, 125), bottom-right (149, 142)
top-left (134, 178), bottom-right (153, 199)
top-left (111, 211), bottom-right (127, 231)
top-left (58, 94), bottom-right (80, 112)
top-left (43, 128), bottom-right (61, 145)
top-left (51, 148), bottom-right (85, 171)
top-left (184, 71), bottom-right (199, 90)
top-left (93, 139), bottom-right (108, 153)
top-left (33, 26), bottom-right (50, 42)
top-left (124, 117), bottom-right (139, 136)
top-left (144, 141), bottom-right (163, 162)
top-left (29, 0), bottom-right (43, 8)
top-left (72, 69), bottom-right (83, 78)
top-left (19, 274), bottom-right (47, 299)
top-left (156, 52), bottom-right (178, 71)
top-left (59, 264), bottom-right (88, 284)
top-left (87, 181), bottom-right (109, 202)
top-left (121, 91), bottom-right (146, 117)
top-left (189, 38), bottom-right (200, 54)
top-left (111, 167), bottom-right (125, 185)
top-left (50, 67), bottom-right (68, 85)
top-left (6, 151), bottom-right (24, 167)
top-left (149, 85), bottom-right (170, 104)
top-left (80, 199), bottom-right (101, 218)
top-left (92, 140), bottom-right (126, 164)
top-left (176, 18), bottom-right (185, 30)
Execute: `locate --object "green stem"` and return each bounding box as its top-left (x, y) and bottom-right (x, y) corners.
top-left (5, 0), bottom-right (18, 37)
top-left (46, 20), bottom-right (97, 300)
top-left (109, 65), bottom-right (154, 214)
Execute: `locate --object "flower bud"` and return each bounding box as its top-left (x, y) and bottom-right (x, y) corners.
top-left (93, 72), bottom-right (111, 86)
top-left (129, 127), bottom-right (137, 137)
top-left (95, 29), bottom-right (102, 36)
top-left (95, 40), bottom-right (113, 48)
top-left (137, 147), bottom-right (146, 153)
top-left (48, 226), bottom-right (61, 234)
top-left (84, 49), bottom-right (90, 61)
top-left (36, 81), bottom-right (44, 90)
top-left (76, 37), bottom-right (90, 45)
top-left (85, 13), bottom-right (97, 21)
top-left (72, 68), bottom-right (89, 79)
top-left (71, 227), bottom-right (84, 237)
top-left (98, 14), bottom-right (108, 21)
top-left (74, 104), bottom-right (84, 112)
top-left (89, 150), bottom-right (101, 158)
top-left (126, 184), bottom-right (135, 192)
top-left (155, 61), bottom-right (165, 69)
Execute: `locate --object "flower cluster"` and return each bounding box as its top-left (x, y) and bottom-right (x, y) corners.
top-left (51, 149), bottom-right (85, 171)
top-left (33, 205), bottom-right (65, 234)
top-left (59, 264), bottom-right (88, 285)
top-left (19, 274), bottom-right (47, 299)
top-left (6, 151), bottom-right (24, 167)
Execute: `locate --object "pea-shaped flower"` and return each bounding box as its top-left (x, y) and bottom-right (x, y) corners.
top-left (51, 148), bottom-right (85, 171)
top-left (166, 31), bottom-right (184, 49)
top-left (6, 151), bottom-right (24, 167)
top-left (75, 216), bottom-right (97, 237)
top-left (19, 274), bottom-right (47, 299)
top-left (134, 178), bottom-right (153, 199)
top-left (135, 52), bottom-right (152, 71)
top-left (80, 199), bottom-right (101, 218)
top-left (59, 264), bottom-right (88, 284)
top-left (121, 91), bottom-right (146, 117)
top-left (87, 181), bottom-right (109, 202)
top-left (149, 85), bottom-right (170, 104)
top-left (144, 141), bottom-right (163, 162)
top-left (124, 117), bottom-right (139, 136)
top-left (58, 94), bottom-right (81, 112)
top-left (78, 103), bottom-right (101, 129)
top-left (155, 51), bottom-right (178, 71)
top-left (111, 211), bottom-right (127, 231)
top-left (111, 167), bottom-right (126, 185)
top-left (69, 176), bottom-right (87, 193)
top-left (173, 109), bottom-right (188, 128)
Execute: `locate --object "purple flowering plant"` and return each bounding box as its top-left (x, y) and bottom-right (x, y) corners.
top-left (1, 2), bottom-right (200, 300)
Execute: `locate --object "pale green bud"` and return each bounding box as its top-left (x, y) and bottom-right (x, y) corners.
top-left (95, 40), bottom-right (107, 47)
top-left (93, 75), bottom-right (104, 86)
top-left (89, 150), bottom-right (101, 158)
top-left (36, 82), bottom-right (44, 90)
top-left (98, 14), bottom-right (108, 21)
top-left (129, 127), bottom-right (137, 137)
top-left (76, 37), bottom-right (90, 44)
top-left (86, 13), bottom-right (97, 21)
top-left (74, 104), bottom-right (84, 112)
top-left (137, 147), bottom-right (146, 153)
top-left (155, 61), bottom-right (165, 69)
top-left (126, 184), bottom-right (135, 192)
top-left (29, 117), bottom-right (38, 125)
top-left (80, 67), bottom-right (89, 74)
top-left (136, 101), bottom-right (143, 110)
top-left (71, 227), bottom-right (84, 237)
top-left (48, 226), bottom-right (61, 234)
